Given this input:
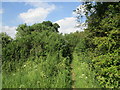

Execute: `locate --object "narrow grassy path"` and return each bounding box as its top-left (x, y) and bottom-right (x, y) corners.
top-left (71, 52), bottom-right (101, 88)
top-left (71, 64), bottom-right (75, 88)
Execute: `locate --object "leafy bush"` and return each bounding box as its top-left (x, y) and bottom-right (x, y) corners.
top-left (92, 53), bottom-right (120, 88)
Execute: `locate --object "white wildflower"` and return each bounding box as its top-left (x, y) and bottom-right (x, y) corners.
top-left (82, 74), bottom-right (85, 76)
top-left (23, 64), bottom-right (26, 67)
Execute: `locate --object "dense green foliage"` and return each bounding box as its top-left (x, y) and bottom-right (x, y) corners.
top-left (74, 2), bottom-right (120, 88)
top-left (1, 2), bottom-right (120, 88)
top-left (2, 21), bottom-right (72, 88)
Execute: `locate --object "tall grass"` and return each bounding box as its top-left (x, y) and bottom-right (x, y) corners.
top-left (0, 73), bottom-right (1, 89)
top-left (2, 53), bottom-right (71, 88)
top-left (72, 52), bottom-right (101, 88)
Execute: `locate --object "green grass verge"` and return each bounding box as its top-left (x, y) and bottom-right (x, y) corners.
top-left (72, 52), bottom-right (101, 88)
top-left (2, 54), bottom-right (71, 88)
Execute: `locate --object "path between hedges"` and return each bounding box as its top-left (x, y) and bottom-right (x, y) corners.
top-left (71, 64), bottom-right (75, 89)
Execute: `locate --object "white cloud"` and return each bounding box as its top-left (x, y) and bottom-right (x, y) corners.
top-left (19, 2), bottom-right (55, 25)
top-left (0, 26), bottom-right (17, 38)
top-left (0, 9), bottom-right (3, 14)
top-left (25, 2), bottom-right (55, 8)
top-left (55, 17), bottom-right (84, 34)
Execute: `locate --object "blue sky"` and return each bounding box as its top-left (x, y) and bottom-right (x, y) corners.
top-left (1, 2), bottom-right (86, 38)
top-left (2, 2), bottom-right (33, 26)
top-left (2, 2), bottom-right (81, 26)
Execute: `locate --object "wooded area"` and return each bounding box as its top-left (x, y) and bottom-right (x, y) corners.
top-left (1, 2), bottom-right (120, 88)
